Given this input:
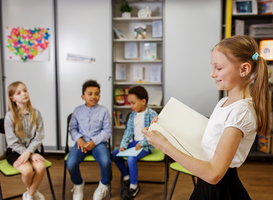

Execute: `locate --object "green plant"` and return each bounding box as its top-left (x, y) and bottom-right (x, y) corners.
top-left (120, 1), bottom-right (132, 13)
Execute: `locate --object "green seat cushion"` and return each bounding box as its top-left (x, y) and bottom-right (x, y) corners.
top-left (170, 162), bottom-right (195, 176)
top-left (0, 159), bottom-right (52, 176)
top-left (123, 148), bottom-right (165, 162)
top-left (64, 153), bottom-right (96, 162)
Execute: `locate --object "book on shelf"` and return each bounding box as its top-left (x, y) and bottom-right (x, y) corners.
top-left (113, 111), bottom-right (117, 126)
top-left (116, 111), bottom-right (123, 126)
top-left (133, 66), bottom-right (144, 81)
top-left (113, 27), bottom-right (126, 39)
top-left (142, 42), bottom-right (157, 60)
top-left (232, 0), bottom-right (258, 15)
top-left (134, 24), bottom-right (146, 39)
top-left (114, 88), bottom-right (125, 106)
top-left (115, 64), bottom-right (126, 80)
top-left (150, 66), bottom-right (161, 82)
top-left (235, 19), bottom-right (245, 35)
top-left (258, 0), bottom-right (273, 14)
top-left (259, 40), bottom-right (273, 61)
top-left (124, 88), bottom-right (131, 105)
top-left (257, 134), bottom-right (271, 153)
top-left (249, 23), bottom-right (273, 37)
top-left (148, 97), bottom-right (209, 159)
top-left (152, 20), bottom-right (163, 38)
top-left (124, 42), bottom-right (138, 59)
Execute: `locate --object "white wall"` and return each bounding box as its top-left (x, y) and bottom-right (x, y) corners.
top-left (57, 0), bottom-right (112, 148)
top-left (164, 0), bottom-right (222, 117)
top-left (2, 0), bottom-right (57, 148)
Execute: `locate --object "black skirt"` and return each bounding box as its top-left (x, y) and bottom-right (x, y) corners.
top-left (6, 148), bottom-right (40, 166)
top-left (189, 168), bottom-right (251, 200)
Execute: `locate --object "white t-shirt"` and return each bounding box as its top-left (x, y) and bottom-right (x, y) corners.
top-left (134, 111), bottom-right (145, 141)
top-left (200, 97), bottom-right (257, 168)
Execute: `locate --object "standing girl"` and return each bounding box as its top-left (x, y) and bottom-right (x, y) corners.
top-left (142, 35), bottom-right (271, 199)
top-left (4, 81), bottom-right (46, 200)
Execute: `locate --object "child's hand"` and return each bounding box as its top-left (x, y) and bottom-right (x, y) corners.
top-left (135, 143), bottom-right (141, 150)
top-left (150, 116), bottom-right (159, 125)
top-left (30, 153), bottom-right (45, 163)
top-left (119, 147), bottom-right (125, 152)
top-left (14, 151), bottom-right (31, 167)
top-left (77, 138), bottom-right (86, 152)
top-left (83, 141), bottom-right (95, 153)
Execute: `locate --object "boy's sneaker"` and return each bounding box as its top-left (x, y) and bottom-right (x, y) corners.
top-left (124, 185), bottom-right (140, 200)
top-left (33, 190), bottom-right (45, 200)
top-left (93, 182), bottom-right (108, 200)
top-left (122, 179), bottom-right (130, 196)
top-left (71, 180), bottom-right (85, 200)
top-left (23, 191), bottom-right (34, 200)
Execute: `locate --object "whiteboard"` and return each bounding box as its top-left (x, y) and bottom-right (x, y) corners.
top-left (164, 0), bottom-right (221, 117)
top-left (2, 0), bottom-right (57, 148)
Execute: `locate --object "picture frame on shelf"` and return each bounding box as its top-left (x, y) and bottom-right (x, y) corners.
top-left (115, 64), bottom-right (126, 80)
top-left (152, 20), bottom-right (163, 38)
top-left (124, 42), bottom-right (138, 59)
top-left (133, 66), bottom-right (144, 81)
top-left (150, 66), bottom-right (161, 82)
top-left (232, 0), bottom-right (258, 15)
top-left (142, 42), bottom-right (157, 60)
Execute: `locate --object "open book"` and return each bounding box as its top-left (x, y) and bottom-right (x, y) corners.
top-left (148, 97), bottom-right (209, 159)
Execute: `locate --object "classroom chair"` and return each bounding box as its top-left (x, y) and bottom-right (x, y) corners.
top-left (62, 113), bottom-right (111, 200)
top-left (168, 162), bottom-right (196, 200)
top-left (119, 112), bottom-right (169, 200)
top-left (0, 118), bottom-right (56, 200)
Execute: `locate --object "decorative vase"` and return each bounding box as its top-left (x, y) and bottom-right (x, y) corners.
top-left (122, 12), bottom-right (131, 18)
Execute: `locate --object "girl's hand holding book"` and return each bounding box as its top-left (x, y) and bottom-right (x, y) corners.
top-left (142, 127), bottom-right (169, 152)
top-left (150, 116), bottom-right (159, 125)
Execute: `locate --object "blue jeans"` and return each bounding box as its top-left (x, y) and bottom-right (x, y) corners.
top-left (66, 142), bottom-right (112, 185)
top-left (112, 140), bottom-right (151, 184)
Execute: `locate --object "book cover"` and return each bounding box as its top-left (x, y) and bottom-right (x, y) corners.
top-left (113, 111), bottom-right (117, 126)
top-left (148, 97), bottom-right (209, 159)
top-left (116, 147), bottom-right (143, 157)
top-left (113, 27), bottom-right (126, 39)
top-left (115, 64), bottom-right (126, 80)
top-left (134, 24), bottom-right (146, 39)
top-left (114, 88), bottom-right (125, 106)
top-left (142, 42), bottom-right (157, 60)
top-left (124, 42), bottom-right (138, 59)
top-left (152, 20), bottom-right (163, 38)
top-left (258, 0), bottom-right (273, 14)
top-left (116, 111), bottom-right (120, 126)
top-left (235, 19), bottom-right (245, 35)
top-left (117, 111), bottom-right (123, 126)
top-left (257, 134), bottom-right (271, 153)
top-left (124, 88), bottom-right (131, 105)
top-left (259, 40), bottom-right (273, 61)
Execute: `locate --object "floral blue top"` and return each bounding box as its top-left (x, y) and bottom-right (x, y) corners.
top-left (120, 107), bottom-right (158, 152)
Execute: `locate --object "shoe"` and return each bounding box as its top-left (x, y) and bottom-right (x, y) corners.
top-left (33, 190), bottom-right (45, 200)
top-left (122, 179), bottom-right (130, 196)
top-left (23, 191), bottom-right (34, 200)
top-left (71, 180), bottom-right (85, 200)
top-left (123, 185), bottom-right (140, 200)
top-left (93, 182), bottom-right (108, 200)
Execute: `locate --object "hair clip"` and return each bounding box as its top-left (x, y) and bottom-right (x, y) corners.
top-left (252, 52), bottom-right (259, 61)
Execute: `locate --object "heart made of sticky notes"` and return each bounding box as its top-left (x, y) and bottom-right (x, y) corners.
top-left (6, 27), bottom-right (50, 62)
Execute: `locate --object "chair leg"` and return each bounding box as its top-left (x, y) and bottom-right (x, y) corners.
top-left (168, 172), bottom-right (180, 200)
top-left (46, 168), bottom-right (56, 200)
top-left (108, 184), bottom-right (111, 200)
top-left (62, 162), bottom-right (67, 200)
top-left (0, 183), bottom-right (3, 200)
top-left (119, 174), bottom-right (123, 200)
top-left (192, 176), bottom-right (196, 186)
top-left (164, 156), bottom-right (169, 200)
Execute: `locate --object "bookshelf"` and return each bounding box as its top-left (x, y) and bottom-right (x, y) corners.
top-left (112, 0), bottom-right (164, 149)
top-left (224, 0), bottom-right (273, 159)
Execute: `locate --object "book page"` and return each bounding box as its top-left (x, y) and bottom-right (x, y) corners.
top-left (148, 97), bottom-right (209, 159)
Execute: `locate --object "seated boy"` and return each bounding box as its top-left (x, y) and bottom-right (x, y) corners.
top-left (112, 86), bottom-right (158, 200)
top-left (66, 80), bottom-right (112, 200)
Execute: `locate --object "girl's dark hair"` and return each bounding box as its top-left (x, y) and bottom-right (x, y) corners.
top-left (214, 35), bottom-right (271, 136)
top-left (82, 80), bottom-right (100, 95)
top-left (129, 86), bottom-right (148, 104)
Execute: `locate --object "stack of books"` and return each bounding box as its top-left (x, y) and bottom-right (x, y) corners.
top-left (249, 23), bottom-right (273, 38)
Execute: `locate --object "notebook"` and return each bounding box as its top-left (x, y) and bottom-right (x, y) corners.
top-left (116, 147), bottom-right (143, 157)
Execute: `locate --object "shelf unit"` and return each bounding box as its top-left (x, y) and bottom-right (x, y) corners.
top-left (112, 0), bottom-right (164, 149)
top-left (224, 0), bottom-right (273, 159)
